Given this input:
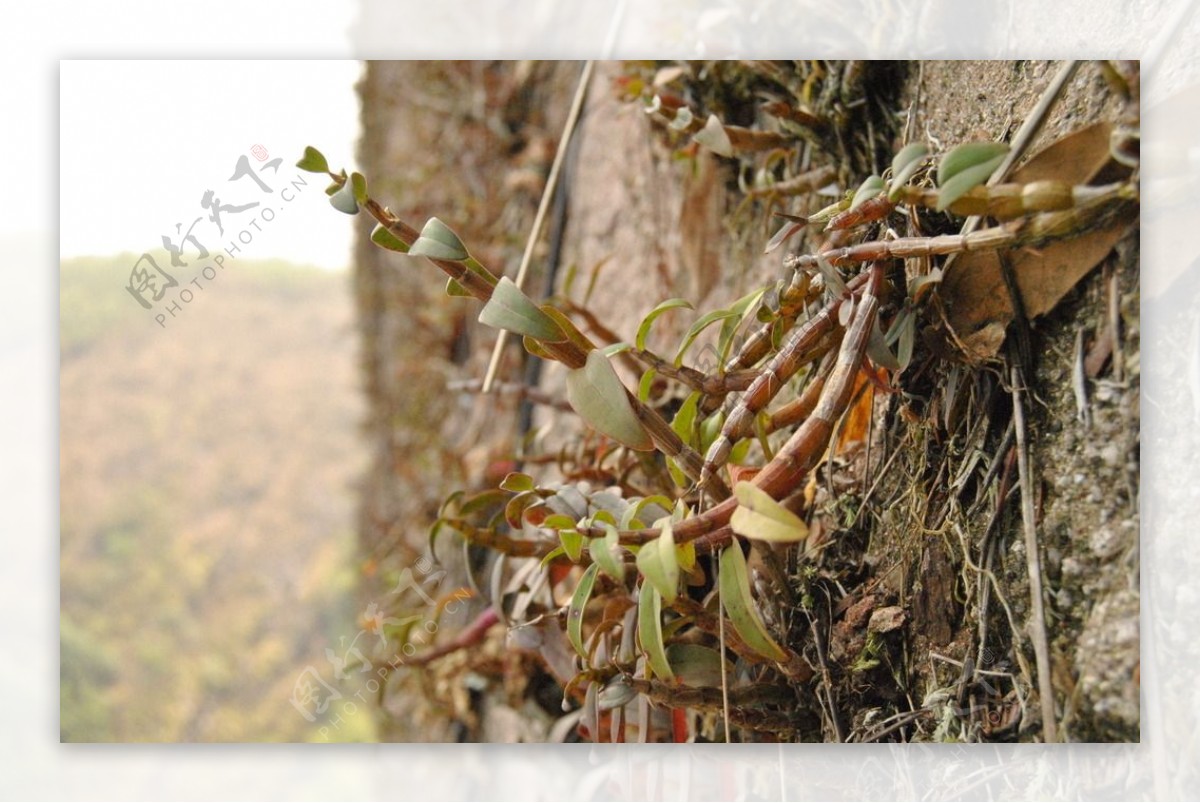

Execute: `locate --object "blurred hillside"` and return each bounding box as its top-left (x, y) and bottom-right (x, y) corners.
top-left (60, 256), bottom-right (372, 742)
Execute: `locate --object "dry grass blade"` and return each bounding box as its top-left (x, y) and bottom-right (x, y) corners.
top-left (1011, 364), bottom-right (1058, 742)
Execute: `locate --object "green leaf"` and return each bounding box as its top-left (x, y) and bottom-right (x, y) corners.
top-left (665, 643), bottom-right (733, 687)
top-left (370, 223), bottom-right (410, 253)
top-left (560, 528), bottom-right (584, 563)
top-left (542, 513), bottom-right (577, 531)
top-left (730, 438), bottom-right (752, 466)
top-left (462, 256), bottom-right (500, 289)
top-left (539, 545), bottom-right (567, 568)
top-left (409, 217), bottom-right (470, 261)
top-left (478, 277), bottom-right (566, 341)
top-left (499, 472), bottom-right (535, 493)
top-left (565, 349), bottom-right (654, 452)
top-left (619, 495), bottom-right (673, 531)
top-left (636, 298), bottom-right (693, 351)
top-left (670, 391), bottom-right (702, 447)
top-left (589, 523), bottom-right (627, 583)
top-left (329, 180), bottom-right (359, 215)
top-left (457, 489), bottom-right (507, 517)
top-left (445, 278), bottom-right (470, 297)
top-left (717, 287), bottom-right (767, 363)
top-left (665, 456), bottom-right (687, 490)
top-left (635, 520), bottom-right (679, 602)
top-left (674, 308), bottom-right (742, 367)
top-left (522, 335), bottom-right (555, 360)
top-left (719, 543), bottom-right (788, 662)
top-left (937, 158), bottom-right (1006, 211)
top-left (538, 304), bottom-right (593, 351)
top-left (676, 538), bottom-right (696, 574)
top-left (667, 393), bottom-right (701, 488)
top-left (729, 481), bottom-right (810, 543)
top-left (937, 141), bottom-right (1009, 185)
top-left (693, 113), bottom-right (733, 157)
top-left (590, 509), bottom-right (619, 527)
top-left (567, 563), bottom-right (601, 660)
top-left (850, 175), bottom-right (884, 210)
top-left (700, 410), bottom-right (724, 453)
top-left (427, 518), bottom-right (460, 563)
top-left (637, 368), bottom-right (657, 403)
top-left (891, 141), bottom-right (928, 174)
top-left (504, 491), bottom-right (541, 529)
top-left (296, 146), bottom-right (330, 174)
top-left (350, 171), bottom-right (368, 204)
top-left (438, 489), bottom-right (466, 518)
top-left (807, 198), bottom-right (850, 227)
top-left (936, 142), bottom-right (1009, 212)
top-left (637, 582), bottom-right (674, 680)
top-left (888, 142), bottom-right (929, 200)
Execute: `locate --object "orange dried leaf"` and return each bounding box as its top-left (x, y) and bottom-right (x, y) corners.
top-left (835, 369), bottom-right (876, 453)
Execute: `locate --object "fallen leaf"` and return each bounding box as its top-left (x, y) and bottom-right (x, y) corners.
top-left (834, 369), bottom-right (877, 453)
top-left (867, 606), bottom-right (906, 634)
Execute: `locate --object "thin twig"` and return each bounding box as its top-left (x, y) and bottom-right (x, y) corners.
top-left (1010, 364), bottom-right (1058, 742)
top-left (448, 378), bottom-right (573, 412)
top-left (1108, 265), bottom-right (1124, 384)
top-left (1072, 328), bottom-right (1091, 427)
top-left (805, 602), bottom-right (845, 742)
top-left (857, 709), bottom-right (926, 743)
top-left (968, 421), bottom-right (1015, 516)
top-left (718, 573), bottom-right (731, 743)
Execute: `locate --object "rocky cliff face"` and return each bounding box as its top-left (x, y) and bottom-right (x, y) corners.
top-left (352, 60), bottom-right (1138, 742)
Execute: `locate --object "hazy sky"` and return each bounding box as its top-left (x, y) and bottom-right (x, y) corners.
top-left (60, 60), bottom-right (362, 270)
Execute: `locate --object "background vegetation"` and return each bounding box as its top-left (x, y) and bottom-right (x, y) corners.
top-left (60, 256), bottom-right (372, 741)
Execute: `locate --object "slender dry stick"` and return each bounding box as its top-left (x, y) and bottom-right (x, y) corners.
top-left (805, 604), bottom-right (846, 742)
top-left (447, 378), bottom-right (573, 412)
top-left (482, 59), bottom-right (596, 393)
top-left (718, 578), bottom-right (731, 743)
top-left (857, 709), bottom-right (926, 743)
top-left (1011, 364), bottom-right (1058, 742)
top-left (1108, 267), bottom-right (1124, 383)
